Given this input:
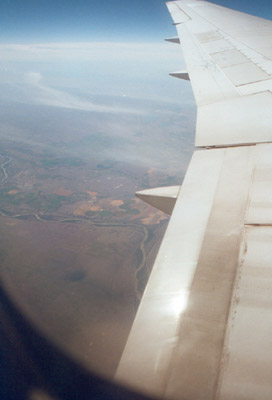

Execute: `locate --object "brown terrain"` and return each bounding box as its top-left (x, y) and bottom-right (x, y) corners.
top-left (0, 95), bottom-right (194, 381)
top-left (0, 144), bottom-right (170, 378)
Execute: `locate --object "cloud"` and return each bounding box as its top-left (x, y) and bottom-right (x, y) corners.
top-left (0, 42), bottom-right (193, 113)
top-left (0, 42), bottom-right (185, 63)
top-left (22, 71), bottom-right (143, 114)
top-left (25, 71), bottom-right (42, 85)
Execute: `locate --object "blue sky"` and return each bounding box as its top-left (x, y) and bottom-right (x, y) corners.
top-left (0, 0), bottom-right (271, 43)
top-left (0, 0), bottom-right (271, 121)
top-left (0, 0), bottom-right (271, 162)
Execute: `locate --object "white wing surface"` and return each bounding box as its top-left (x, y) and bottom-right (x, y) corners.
top-left (115, 2), bottom-right (272, 399)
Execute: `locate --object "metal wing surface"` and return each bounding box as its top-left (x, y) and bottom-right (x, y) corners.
top-left (115, 2), bottom-right (272, 399)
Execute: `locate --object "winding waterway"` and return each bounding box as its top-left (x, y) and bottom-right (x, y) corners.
top-left (0, 153), bottom-right (12, 184)
top-left (0, 153), bottom-right (150, 302)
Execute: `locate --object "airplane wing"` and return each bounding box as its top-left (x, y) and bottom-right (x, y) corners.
top-left (115, 2), bottom-right (272, 399)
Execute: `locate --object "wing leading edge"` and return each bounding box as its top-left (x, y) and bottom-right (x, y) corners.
top-left (115, 2), bottom-right (272, 400)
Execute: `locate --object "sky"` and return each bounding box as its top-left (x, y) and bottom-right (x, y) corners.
top-left (0, 0), bottom-right (271, 105)
top-left (0, 0), bottom-right (271, 43)
top-left (0, 1), bottom-right (271, 166)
